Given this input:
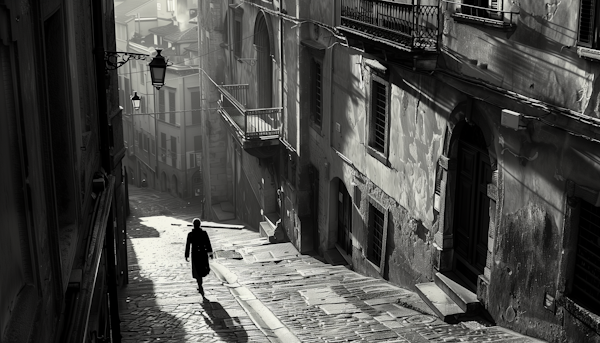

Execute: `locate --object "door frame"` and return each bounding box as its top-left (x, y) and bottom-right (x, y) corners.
top-left (451, 124), bottom-right (492, 290)
top-left (433, 102), bottom-right (499, 298)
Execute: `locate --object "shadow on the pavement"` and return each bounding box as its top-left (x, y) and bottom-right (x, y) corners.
top-left (127, 222), bottom-right (160, 238)
top-left (119, 237), bottom-right (188, 342)
top-left (201, 300), bottom-right (249, 342)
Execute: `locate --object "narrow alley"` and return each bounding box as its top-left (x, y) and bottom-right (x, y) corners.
top-left (118, 186), bottom-right (545, 343)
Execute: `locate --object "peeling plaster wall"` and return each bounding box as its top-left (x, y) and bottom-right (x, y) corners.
top-left (442, 0), bottom-right (600, 118)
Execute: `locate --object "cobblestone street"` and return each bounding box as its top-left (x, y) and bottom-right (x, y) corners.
top-left (119, 186), bottom-right (546, 343)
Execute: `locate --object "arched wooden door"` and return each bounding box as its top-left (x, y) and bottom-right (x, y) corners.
top-left (453, 124), bottom-right (491, 291)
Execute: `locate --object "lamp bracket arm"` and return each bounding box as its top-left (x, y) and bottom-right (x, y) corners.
top-left (104, 51), bottom-right (150, 70)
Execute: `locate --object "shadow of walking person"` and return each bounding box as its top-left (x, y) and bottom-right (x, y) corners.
top-left (200, 300), bottom-right (249, 342)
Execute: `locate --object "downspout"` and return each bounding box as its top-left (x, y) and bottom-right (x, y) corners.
top-left (279, 3), bottom-right (285, 231)
top-left (183, 75), bottom-right (187, 198)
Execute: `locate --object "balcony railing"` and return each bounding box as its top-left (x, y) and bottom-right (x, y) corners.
top-left (217, 84), bottom-right (281, 140)
top-left (443, 0), bottom-right (517, 29)
top-left (340, 0), bottom-right (438, 51)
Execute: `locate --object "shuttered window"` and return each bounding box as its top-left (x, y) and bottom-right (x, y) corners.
top-left (368, 204), bottom-right (385, 265)
top-left (573, 200), bottom-right (600, 314)
top-left (372, 80), bottom-right (387, 153)
top-left (313, 59), bottom-right (323, 127)
top-left (368, 73), bottom-right (390, 161)
top-left (578, 0), bottom-right (597, 48)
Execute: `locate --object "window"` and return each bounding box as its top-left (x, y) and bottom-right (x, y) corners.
top-left (578, 0), bottom-right (599, 48)
top-left (140, 61), bottom-right (145, 85)
top-left (150, 138), bottom-right (155, 155)
top-left (312, 58), bottom-right (323, 127)
top-left (168, 91), bottom-right (176, 124)
top-left (167, 0), bottom-right (174, 12)
top-left (191, 90), bottom-right (201, 125)
top-left (158, 90), bottom-right (165, 121)
top-left (234, 9), bottom-right (243, 58)
top-left (144, 135), bottom-right (149, 152)
top-left (366, 198), bottom-right (388, 271)
top-left (170, 135), bottom-right (177, 167)
top-left (367, 72), bottom-right (390, 163)
top-left (368, 204), bottom-right (384, 265)
top-left (160, 133), bottom-right (167, 162)
top-left (572, 199), bottom-right (600, 314)
top-left (194, 135), bottom-right (202, 152)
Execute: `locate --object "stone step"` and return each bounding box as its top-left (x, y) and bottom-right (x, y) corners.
top-left (415, 282), bottom-right (465, 323)
top-left (434, 272), bottom-right (480, 314)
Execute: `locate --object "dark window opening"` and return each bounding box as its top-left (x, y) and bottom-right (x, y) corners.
top-left (367, 203), bottom-right (385, 266)
top-left (312, 59), bottom-right (322, 127)
top-left (572, 199), bottom-right (600, 314)
top-left (370, 80), bottom-right (388, 154)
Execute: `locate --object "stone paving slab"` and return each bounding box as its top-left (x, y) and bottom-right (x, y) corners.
top-left (119, 186), bottom-right (547, 343)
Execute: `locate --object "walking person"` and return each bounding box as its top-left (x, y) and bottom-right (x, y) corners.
top-left (185, 218), bottom-right (213, 298)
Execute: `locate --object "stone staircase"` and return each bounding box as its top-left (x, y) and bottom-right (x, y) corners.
top-left (415, 272), bottom-right (481, 323)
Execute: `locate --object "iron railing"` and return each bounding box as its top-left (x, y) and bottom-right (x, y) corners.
top-left (217, 84), bottom-right (281, 139)
top-left (443, 0), bottom-right (517, 28)
top-left (340, 0), bottom-right (439, 51)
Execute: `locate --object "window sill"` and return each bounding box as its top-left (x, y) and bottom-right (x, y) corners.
top-left (563, 296), bottom-right (600, 335)
top-left (451, 13), bottom-right (514, 30)
top-left (367, 145), bottom-right (389, 167)
top-left (577, 46), bottom-right (600, 62)
top-left (309, 121), bottom-right (322, 137)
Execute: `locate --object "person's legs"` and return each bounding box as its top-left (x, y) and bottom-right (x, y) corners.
top-left (197, 277), bottom-right (204, 296)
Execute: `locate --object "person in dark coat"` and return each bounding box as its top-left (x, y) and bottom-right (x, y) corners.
top-left (185, 218), bottom-right (213, 297)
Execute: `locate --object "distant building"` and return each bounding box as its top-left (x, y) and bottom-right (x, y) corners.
top-left (199, 1), bottom-right (600, 342)
top-left (116, 0), bottom-right (210, 203)
top-left (1, 0), bottom-right (127, 342)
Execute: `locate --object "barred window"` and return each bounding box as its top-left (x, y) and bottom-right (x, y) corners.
top-left (367, 199), bottom-right (388, 271)
top-left (371, 80), bottom-right (387, 152)
top-left (572, 199), bottom-right (600, 314)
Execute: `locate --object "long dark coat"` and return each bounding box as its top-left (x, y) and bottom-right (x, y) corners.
top-left (185, 228), bottom-right (213, 279)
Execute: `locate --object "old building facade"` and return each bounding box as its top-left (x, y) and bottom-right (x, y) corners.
top-left (199, 0), bottom-right (600, 342)
top-left (0, 0), bottom-right (128, 342)
top-left (117, 0), bottom-right (220, 204)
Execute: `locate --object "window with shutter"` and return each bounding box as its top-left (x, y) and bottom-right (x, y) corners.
top-left (578, 0), bottom-right (597, 48)
top-left (368, 72), bottom-right (390, 164)
top-left (169, 91), bottom-right (176, 124)
top-left (572, 199), bottom-right (600, 314)
top-left (366, 198), bottom-right (388, 272)
top-left (312, 58), bottom-right (323, 127)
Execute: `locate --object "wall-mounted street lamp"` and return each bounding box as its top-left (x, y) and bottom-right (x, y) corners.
top-left (131, 92), bottom-right (141, 110)
top-left (104, 49), bottom-right (170, 90)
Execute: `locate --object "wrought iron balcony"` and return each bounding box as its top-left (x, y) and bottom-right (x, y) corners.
top-left (217, 84), bottom-right (281, 150)
top-left (340, 0), bottom-right (439, 52)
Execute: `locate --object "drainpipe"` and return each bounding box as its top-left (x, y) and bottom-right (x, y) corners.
top-left (183, 75), bottom-right (187, 198)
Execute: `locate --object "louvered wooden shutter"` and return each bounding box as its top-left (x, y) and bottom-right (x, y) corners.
top-left (579, 0), bottom-right (596, 47)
